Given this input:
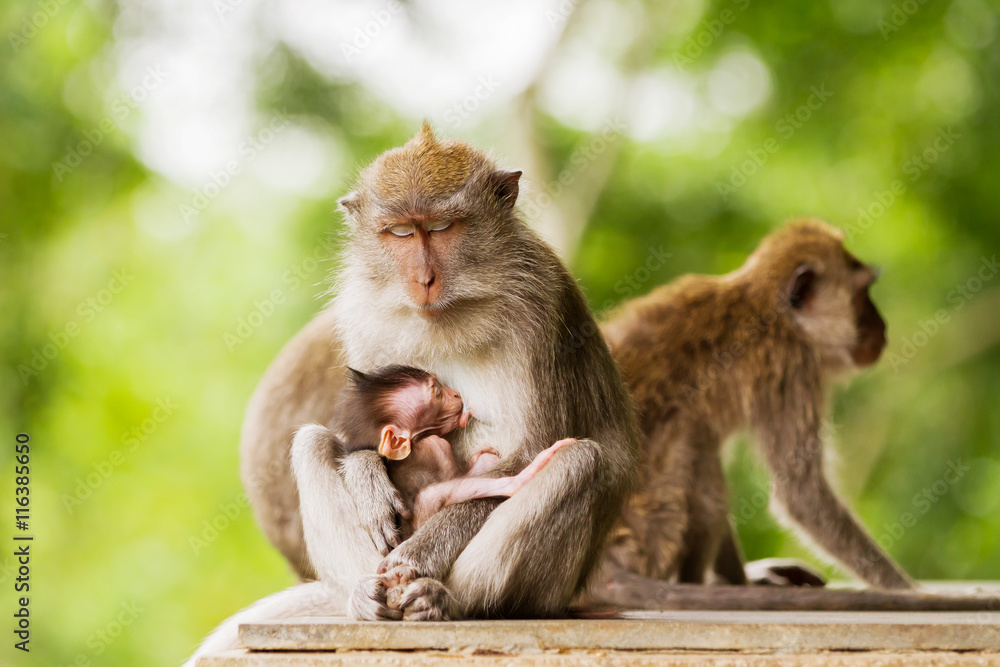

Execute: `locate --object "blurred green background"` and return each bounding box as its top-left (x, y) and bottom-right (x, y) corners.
top-left (1, 0), bottom-right (998, 664)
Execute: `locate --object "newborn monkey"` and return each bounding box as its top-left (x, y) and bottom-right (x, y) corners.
top-left (337, 366), bottom-right (570, 532)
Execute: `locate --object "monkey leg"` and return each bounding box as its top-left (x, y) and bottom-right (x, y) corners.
top-left (611, 421), bottom-right (696, 582)
top-left (443, 438), bottom-right (626, 618)
top-left (374, 498), bottom-right (501, 619)
top-left (677, 439), bottom-right (730, 584)
top-left (712, 522), bottom-right (749, 585)
top-left (290, 425), bottom-right (398, 619)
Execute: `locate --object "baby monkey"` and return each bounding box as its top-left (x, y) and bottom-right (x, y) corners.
top-left (337, 366), bottom-right (571, 533)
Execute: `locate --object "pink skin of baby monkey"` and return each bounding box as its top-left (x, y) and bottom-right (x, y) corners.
top-left (409, 436), bottom-right (576, 530)
top-left (369, 369), bottom-right (575, 531)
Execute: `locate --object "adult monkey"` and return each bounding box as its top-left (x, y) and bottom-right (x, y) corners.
top-left (239, 123), bottom-right (638, 620)
top-left (600, 221), bottom-right (908, 590)
top-left (585, 221), bottom-right (998, 612)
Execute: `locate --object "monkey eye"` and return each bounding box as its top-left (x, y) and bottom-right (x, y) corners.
top-left (427, 220), bottom-right (452, 233)
top-left (388, 224), bottom-right (415, 237)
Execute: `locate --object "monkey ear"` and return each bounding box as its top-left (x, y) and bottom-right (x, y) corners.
top-left (379, 425), bottom-right (412, 460)
top-left (338, 192), bottom-right (361, 217)
top-left (787, 265), bottom-right (817, 310)
top-left (488, 170), bottom-right (522, 209)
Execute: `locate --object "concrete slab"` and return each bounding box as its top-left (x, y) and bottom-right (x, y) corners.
top-left (199, 649), bottom-right (1000, 666)
top-left (239, 611), bottom-right (1000, 653)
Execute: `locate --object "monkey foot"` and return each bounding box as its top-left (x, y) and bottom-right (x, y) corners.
top-left (746, 558), bottom-right (826, 587)
top-left (392, 577), bottom-right (458, 621)
top-left (348, 574), bottom-right (402, 621)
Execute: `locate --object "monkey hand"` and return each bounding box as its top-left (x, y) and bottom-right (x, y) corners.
top-left (745, 558), bottom-right (826, 587)
top-left (377, 549), bottom-right (422, 608)
top-left (355, 481), bottom-right (411, 557)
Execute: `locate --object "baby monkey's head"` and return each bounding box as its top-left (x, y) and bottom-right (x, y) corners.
top-left (344, 365), bottom-right (469, 460)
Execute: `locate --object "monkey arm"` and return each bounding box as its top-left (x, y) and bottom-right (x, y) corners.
top-left (290, 424), bottom-right (397, 615)
top-left (411, 439), bottom-right (575, 529)
top-left (757, 414), bottom-right (914, 590)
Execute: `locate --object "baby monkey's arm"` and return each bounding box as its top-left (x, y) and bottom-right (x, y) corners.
top-left (411, 438), bottom-right (575, 529)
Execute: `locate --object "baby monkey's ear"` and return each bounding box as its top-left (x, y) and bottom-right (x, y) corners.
top-left (379, 425), bottom-right (412, 460)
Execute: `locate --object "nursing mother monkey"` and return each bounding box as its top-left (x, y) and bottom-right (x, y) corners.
top-left (237, 124), bottom-right (638, 623)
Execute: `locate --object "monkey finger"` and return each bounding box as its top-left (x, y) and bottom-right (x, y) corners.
top-left (379, 562), bottom-right (419, 591)
top-left (393, 496), bottom-right (413, 521)
top-left (369, 521), bottom-right (397, 557)
top-left (386, 584), bottom-right (405, 610)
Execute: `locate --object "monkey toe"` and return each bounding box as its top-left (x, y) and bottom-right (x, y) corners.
top-left (379, 561), bottom-right (419, 592)
top-left (348, 574), bottom-right (402, 621)
top-left (396, 578), bottom-right (456, 621)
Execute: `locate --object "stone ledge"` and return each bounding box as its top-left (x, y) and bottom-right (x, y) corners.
top-left (198, 649), bottom-right (1000, 666)
top-left (238, 611), bottom-right (1000, 654)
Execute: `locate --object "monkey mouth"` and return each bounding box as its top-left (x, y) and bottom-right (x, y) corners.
top-left (416, 302), bottom-right (448, 317)
top-left (459, 409), bottom-right (471, 428)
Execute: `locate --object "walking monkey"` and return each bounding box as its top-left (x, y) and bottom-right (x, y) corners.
top-left (602, 219), bottom-right (911, 590)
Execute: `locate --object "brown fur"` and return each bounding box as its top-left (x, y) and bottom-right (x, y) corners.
top-left (602, 219), bottom-right (910, 590)
top-left (239, 124), bottom-right (639, 621)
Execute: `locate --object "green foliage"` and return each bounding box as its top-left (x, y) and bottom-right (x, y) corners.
top-left (1, 0), bottom-right (997, 665)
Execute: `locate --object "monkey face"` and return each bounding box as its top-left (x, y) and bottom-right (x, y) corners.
top-left (387, 375), bottom-right (468, 441)
top-left (780, 225), bottom-right (887, 373)
top-left (337, 124), bottom-right (524, 319)
top-left (379, 215), bottom-right (463, 312)
top-left (414, 375), bottom-right (468, 437)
